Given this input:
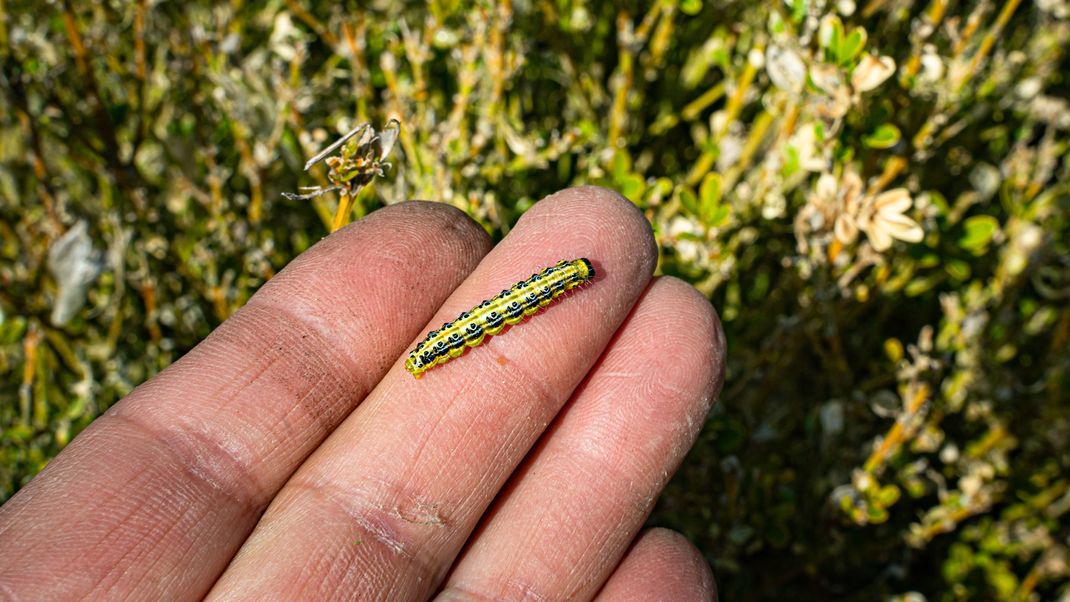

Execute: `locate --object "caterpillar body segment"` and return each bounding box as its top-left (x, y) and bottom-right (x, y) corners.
top-left (405, 258), bottom-right (595, 378)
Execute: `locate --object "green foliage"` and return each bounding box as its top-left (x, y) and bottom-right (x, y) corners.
top-left (1, 0), bottom-right (1069, 599)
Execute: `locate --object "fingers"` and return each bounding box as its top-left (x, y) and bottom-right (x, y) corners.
top-left (438, 277), bottom-right (725, 600)
top-left (0, 203), bottom-right (490, 600)
top-left (595, 529), bottom-right (717, 602)
top-left (209, 186), bottom-right (658, 600)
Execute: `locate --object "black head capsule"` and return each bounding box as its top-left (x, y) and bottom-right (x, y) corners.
top-left (579, 258), bottom-right (595, 280)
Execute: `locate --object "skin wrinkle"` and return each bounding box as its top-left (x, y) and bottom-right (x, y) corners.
top-left (435, 584), bottom-right (504, 602)
top-left (315, 544), bottom-right (376, 602)
top-left (221, 494), bottom-right (425, 598)
top-left (246, 285), bottom-right (377, 373)
top-left (82, 436), bottom-right (236, 599)
top-left (130, 501), bottom-right (220, 599)
top-left (90, 484), bottom-right (197, 600)
top-left (118, 299), bottom-right (366, 468)
top-left (543, 469), bottom-right (634, 588)
top-left (104, 412), bottom-right (264, 517)
top-left (38, 458), bottom-right (156, 595)
top-left (5, 435), bottom-right (227, 598)
top-left (389, 282), bottom-right (606, 520)
top-left (224, 303), bottom-right (363, 438)
top-left (239, 297), bottom-right (373, 386)
top-left (370, 373), bottom-right (537, 595)
top-left (262, 379), bottom-right (348, 468)
top-left (191, 203), bottom-right (489, 482)
top-left (434, 413), bottom-right (530, 537)
top-left (569, 292), bottom-right (712, 474)
top-left (271, 507), bottom-right (373, 601)
top-left (288, 476), bottom-right (445, 560)
top-left (391, 376), bottom-right (479, 511)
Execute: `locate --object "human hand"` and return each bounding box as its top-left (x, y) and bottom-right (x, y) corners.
top-left (0, 187), bottom-right (725, 600)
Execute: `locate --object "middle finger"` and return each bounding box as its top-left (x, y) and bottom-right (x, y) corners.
top-left (210, 186), bottom-right (657, 600)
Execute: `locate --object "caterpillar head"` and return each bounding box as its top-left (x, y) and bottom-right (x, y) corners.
top-left (577, 258), bottom-right (595, 280)
top-left (405, 354), bottom-right (420, 374)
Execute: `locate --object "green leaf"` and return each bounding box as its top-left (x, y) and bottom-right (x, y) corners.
top-left (0, 315), bottom-right (27, 345)
top-left (876, 484), bottom-right (901, 506)
top-left (4, 424), bottom-right (33, 443)
top-left (986, 563), bottom-right (1019, 600)
top-left (863, 123), bottom-right (901, 149)
top-left (711, 45), bottom-right (729, 71)
top-left (618, 173), bottom-right (646, 203)
top-left (699, 172), bottom-right (727, 226)
top-left (883, 338), bottom-right (904, 362)
top-left (819, 16), bottom-right (844, 62)
top-left (708, 204), bottom-right (731, 226)
top-left (644, 177), bottom-right (675, 205)
top-left (790, 0), bottom-right (807, 23)
top-left (65, 396), bottom-right (88, 420)
top-left (866, 505), bottom-right (889, 524)
top-left (782, 146), bottom-right (801, 178)
top-left (680, 0), bottom-right (703, 16)
top-left (838, 28), bottom-right (867, 66)
top-left (677, 185), bottom-right (699, 217)
top-left (905, 275), bottom-right (940, 297)
top-left (611, 150), bottom-right (632, 180)
top-left (813, 122), bottom-right (826, 143)
top-left (959, 215), bottom-right (1000, 251)
top-left (767, 11), bottom-right (786, 34)
top-left (946, 259), bottom-right (971, 281)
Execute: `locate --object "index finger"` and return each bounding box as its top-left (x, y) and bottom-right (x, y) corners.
top-left (0, 202), bottom-right (491, 600)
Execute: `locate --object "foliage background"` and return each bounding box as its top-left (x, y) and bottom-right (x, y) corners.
top-left (1, 0), bottom-right (1068, 599)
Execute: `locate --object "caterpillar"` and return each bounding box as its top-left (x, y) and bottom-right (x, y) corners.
top-left (405, 258), bottom-right (595, 378)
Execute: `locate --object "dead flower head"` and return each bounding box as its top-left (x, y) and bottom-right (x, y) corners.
top-left (802, 167), bottom-right (924, 252)
top-left (284, 119), bottom-right (401, 201)
top-left (810, 53), bottom-right (896, 120)
top-left (857, 187), bottom-right (925, 251)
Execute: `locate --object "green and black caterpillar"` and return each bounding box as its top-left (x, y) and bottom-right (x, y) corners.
top-left (405, 258), bottom-right (595, 378)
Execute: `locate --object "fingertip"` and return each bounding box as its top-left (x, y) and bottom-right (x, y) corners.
top-left (249, 200), bottom-right (492, 344)
top-left (597, 528), bottom-right (717, 602)
top-left (330, 200), bottom-right (493, 262)
top-left (618, 278), bottom-right (724, 438)
top-left (522, 185), bottom-right (657, 280)
top-left (645, 277), bottom-right (727, 411)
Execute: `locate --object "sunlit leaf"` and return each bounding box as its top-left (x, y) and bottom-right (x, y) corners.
top-left (680, 0), bottom-right (703, 15)
top-left (864, 123), bottom-right (901, 149)
top-left (959, 215), bottom-right (1000, 251)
